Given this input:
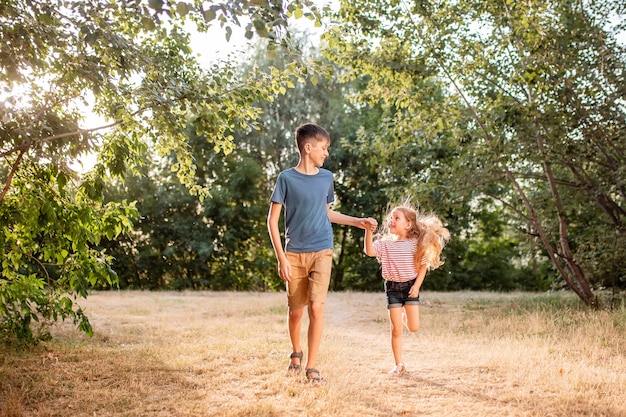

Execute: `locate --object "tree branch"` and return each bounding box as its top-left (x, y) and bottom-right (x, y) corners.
top-left (0, 149), bottom-right (26, 202)
top-left (0, 118), bottom-right (125, 160)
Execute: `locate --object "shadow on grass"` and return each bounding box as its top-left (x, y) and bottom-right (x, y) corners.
top-left (0, 339), bottom-right (205, 417)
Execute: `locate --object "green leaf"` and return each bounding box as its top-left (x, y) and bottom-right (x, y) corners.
top-left (56, 249), bottom-right (68, 264)
top-left (176, 2), bottom-right (190, 17)
top-left (253, 20), bottom-right (268, 38)
top-left (56, 172), bottom-right (68, 192)
top-left (60, 297), bottom-right (73, 311)
top-left (141, 16), bottom-right (156, 31)
top-left (203, 8), bottom-right (216, 22)
top-left (148, 0), bottom-right (164, 12)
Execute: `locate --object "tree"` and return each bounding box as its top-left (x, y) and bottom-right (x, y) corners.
top-left (98, 27), bottom-right (552, 295)
top-left (324, 0), bottom-right (626, 307)
top-left (0, 0), bottom-right (323, 343)
top-left (101, 128), bottom-right (276, 291)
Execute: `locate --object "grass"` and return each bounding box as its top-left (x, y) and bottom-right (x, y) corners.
top-left (1, 290), bottom-right (625, 416)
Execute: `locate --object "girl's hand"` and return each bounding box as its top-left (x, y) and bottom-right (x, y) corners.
top-left (409, 284), bottom-right (420, 298)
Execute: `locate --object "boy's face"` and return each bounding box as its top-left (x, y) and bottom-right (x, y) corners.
top-left (306, 136), bottom-right (330, 167)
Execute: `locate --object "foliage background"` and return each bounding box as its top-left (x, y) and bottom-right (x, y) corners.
top-left (101, 34), bottom-right (560, 295)
top-left (1, 0), bottom-right (625, 343)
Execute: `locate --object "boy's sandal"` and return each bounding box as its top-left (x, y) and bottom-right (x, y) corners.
top-left (305, 368), bottom-right (325, 385)
top-left (287, 351), bottom-right (303, 374)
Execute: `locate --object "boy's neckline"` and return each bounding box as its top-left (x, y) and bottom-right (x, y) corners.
top-left (293, 166), bottom-right (320, 175)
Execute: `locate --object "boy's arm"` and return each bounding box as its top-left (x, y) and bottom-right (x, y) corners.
top-left (363, 228), bottom-right (376, 257)
top-left (409, 263), bottom-right (428, 298)
top-left (267, 202), bottom-right (291, 281)
top-left (328, 206), bottom-right (377, 230)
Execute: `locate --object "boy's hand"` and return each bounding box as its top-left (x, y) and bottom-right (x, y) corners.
top-left (278, 260), bottom-right (292, 281)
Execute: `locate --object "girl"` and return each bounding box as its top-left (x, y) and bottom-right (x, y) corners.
top-left (363, 204), bottom-right (450, 375)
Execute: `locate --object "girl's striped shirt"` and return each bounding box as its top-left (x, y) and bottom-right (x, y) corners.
top-left (373, 239), bottom-right (420, 282)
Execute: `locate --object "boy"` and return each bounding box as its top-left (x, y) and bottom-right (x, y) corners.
top-left (267, 123), bottom-right (377, 384)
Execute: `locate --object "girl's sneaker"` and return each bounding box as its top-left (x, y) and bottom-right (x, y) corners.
top-left (388, 363), bottom-right (406, 376)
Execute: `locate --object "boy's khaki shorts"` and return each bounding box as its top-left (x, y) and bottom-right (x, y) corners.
top-left (285, 248), bottom-right (333, 309)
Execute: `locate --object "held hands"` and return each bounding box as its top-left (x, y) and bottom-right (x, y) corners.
top-left (360, 217), bottom-right (378, 232)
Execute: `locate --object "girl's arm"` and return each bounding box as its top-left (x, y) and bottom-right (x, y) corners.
top-left (409, 262), bottom-right (428, 298)
top-left (363, 227), bottom-right (376, 257)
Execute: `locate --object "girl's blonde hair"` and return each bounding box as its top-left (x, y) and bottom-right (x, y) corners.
top-left (378, 203), bottom-right (451, 270)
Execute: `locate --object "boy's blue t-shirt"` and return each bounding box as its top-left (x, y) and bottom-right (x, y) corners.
top-left (270, 167), bottom-right (335, 253)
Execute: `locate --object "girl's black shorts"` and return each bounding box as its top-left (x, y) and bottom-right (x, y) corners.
top-left (385, 278), bottom-right (420, 309)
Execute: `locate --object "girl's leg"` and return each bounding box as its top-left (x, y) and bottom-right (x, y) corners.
top-left (403, 304), bottom-right (420, 333)
top-left (388, 307), bottom-right (405, 365)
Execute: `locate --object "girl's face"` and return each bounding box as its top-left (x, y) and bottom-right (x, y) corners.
top-left (387, 209), bottom-right (411, 238)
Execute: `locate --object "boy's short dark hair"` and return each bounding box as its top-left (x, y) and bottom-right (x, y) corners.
top-left (295, 123), bottom-right (330, 153)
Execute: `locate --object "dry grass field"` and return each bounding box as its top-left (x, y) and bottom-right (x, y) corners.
top-left (1, 290), bottom-right (625, 417)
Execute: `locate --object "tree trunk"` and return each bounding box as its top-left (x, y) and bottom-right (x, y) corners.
top-left (535, 132), bottom-right (597, 307)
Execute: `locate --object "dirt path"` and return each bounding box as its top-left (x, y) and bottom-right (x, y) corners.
top-left (321, 292), bottom-right (624, 417)
top-left (3, 291), bottom-right (624, 417)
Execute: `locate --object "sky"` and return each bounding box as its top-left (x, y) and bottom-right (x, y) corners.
top-left (187, 12), bottom-right (326, 68)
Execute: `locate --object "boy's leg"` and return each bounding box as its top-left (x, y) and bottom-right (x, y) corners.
top-left (305, 301), bottom-right (325, 370)
top-left (288, 306), bottom-right (305, 364)
top-left (285, 252), bottom-right (309, 369)
top-left (305, 249), bottom-right (333, 374)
